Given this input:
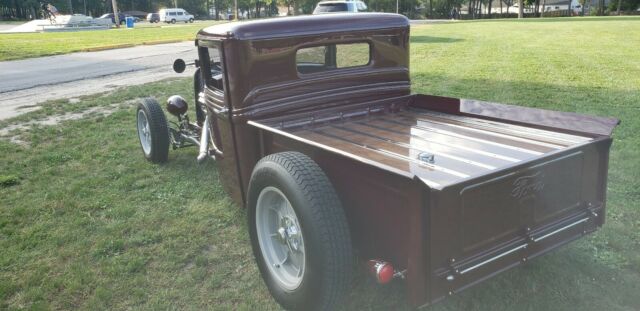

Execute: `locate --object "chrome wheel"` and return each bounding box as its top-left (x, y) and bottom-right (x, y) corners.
top-left (137, 110), bottom-right (151, 155)
top-left (256, 186), bottom-right (305, 291)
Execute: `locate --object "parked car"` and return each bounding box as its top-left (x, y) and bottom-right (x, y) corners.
top-left (158, 8), bottom-right (194, 24)
top-left (135, 13), bottom-right (619, 310)
top-left (98, 13), bottom-right (126, 25)
top-left (146, 13), bottom-right (160, 23)
top-left (313, 0), bottom-right (368, 14)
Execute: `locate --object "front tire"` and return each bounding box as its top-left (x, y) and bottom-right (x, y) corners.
top-left (136, 98), bottom-right (170, 163)
top-left (248, 152), bottom-right (353, 311)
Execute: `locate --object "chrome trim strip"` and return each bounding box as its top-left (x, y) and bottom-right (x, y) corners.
top-left (532, 217), bottom-right (589, 243)
top-left (459, 243), bottom-right (527, 275)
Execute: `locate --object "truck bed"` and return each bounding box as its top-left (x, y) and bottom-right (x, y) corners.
top-left (246, 96), bottom-right (616, 306)
top-left (252, 106), bottom-right (592, 189)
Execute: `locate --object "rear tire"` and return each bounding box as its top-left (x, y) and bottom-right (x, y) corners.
top-left (248, 152), bottom-right (353, 311)
top-left (171, 19), bottom-right (176, 24)
top-left (189, 18), bottom-right (194, 23)
top-left (136, 98), bottom-right (170, 163)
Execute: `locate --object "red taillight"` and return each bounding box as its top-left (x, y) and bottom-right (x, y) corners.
top-left (368, 260), bottom-right (395, 284)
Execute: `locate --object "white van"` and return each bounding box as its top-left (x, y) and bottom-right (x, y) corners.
top-left (159, 8), bottom-right (195, 24)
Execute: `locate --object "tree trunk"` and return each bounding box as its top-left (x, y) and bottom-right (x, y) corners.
top-left (429, 0), bottom-right (433, 18)
top-left (534, 0), bottom-right (539, 16)
top-left (541, 0), bottom-right (546, 16)
top-left (616, 0), bottom-right (622, 14)
top-left (67, 0), bottom-right (73, 14)
top-left (500, 0), bottom-right (503, 14)
top-left (488, 0), bottom-right (493, 18)
top-left (598, 0), bottom-right (604, 15)
top-left (518, 0), bottom-right (523, 17)
top-left (470, 0), bottom-right (475, 18)
top-left (567, 0), bottom-right (572, 16)
top-left (581, 0), bottom-right (586, 15)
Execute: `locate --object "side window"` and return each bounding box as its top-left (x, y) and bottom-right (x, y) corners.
top-left (296, 43), bottom-right (370, 74)
top-left (206, 46), bottom-right (224, 92)
top-left (177, 11), bottom-right (183, 16)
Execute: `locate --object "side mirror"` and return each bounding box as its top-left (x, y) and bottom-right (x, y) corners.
top-left (173, 59), bottom-right (186, 73)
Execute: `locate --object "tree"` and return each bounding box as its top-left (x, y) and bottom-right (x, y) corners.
top-left (504, 0), bottom-right (514, 13)
top-left (518, 0), bottom-right (523, 17)
top-left (616, 0), bottom-right (622, 14)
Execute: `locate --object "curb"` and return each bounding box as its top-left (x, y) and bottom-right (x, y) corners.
top-left (142, 39), bottom-right (185, 45)
top-left (83, 43), bottom-right (135, 52)
top-left (81, 39), bottom-right (187, 52)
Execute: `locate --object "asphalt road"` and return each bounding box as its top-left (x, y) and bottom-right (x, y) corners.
top-left (0, 41), bottom-right (197, 120)
top-left (0, 24), bottom-right (15, 32)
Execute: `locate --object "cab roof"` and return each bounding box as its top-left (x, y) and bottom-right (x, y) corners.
top-left (197, 13), bottom-right (409, 41)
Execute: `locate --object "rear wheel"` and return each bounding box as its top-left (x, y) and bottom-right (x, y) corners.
top-left (248, 152), bottom-right (353, 311)
top-left (189, 18), bottom-right (194, 23)
top-left (170, 19), bottom-right (176, 24)
top-left (136, 98), bottom-right (169, 163)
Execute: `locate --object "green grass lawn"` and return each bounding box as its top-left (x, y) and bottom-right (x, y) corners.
top-left (1, 16), bottom-right (639, 310)
top-left (0, 21), bottom-right (223, 61)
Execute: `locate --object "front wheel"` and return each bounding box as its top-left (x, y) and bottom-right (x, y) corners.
top-left (248, 152), bottom-right (353, 311)
top-left (189, 18), bottom-right (194, 23)
top-left (136, 98), bottom-right (170, 163)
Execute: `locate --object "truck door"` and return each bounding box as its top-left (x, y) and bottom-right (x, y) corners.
top-left (198, 43), bottom-right (245, 205)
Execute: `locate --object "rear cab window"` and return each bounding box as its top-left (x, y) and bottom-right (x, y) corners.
top-left (296, 43), bottom-right (370, 74)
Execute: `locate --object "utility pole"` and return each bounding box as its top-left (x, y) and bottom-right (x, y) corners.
top-left (396, 0), bottom-right (399, 13)
top-left (112, 0), bottom-right (120, 28)
top-left (235, 0), bottom-right (239, 20)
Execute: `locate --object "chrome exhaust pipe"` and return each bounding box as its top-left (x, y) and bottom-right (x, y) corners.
top-left (197, 115), bottom-right (210, 163)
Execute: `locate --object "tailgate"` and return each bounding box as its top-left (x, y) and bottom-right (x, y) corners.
top-left (428, 138), bottom-right (612, 300)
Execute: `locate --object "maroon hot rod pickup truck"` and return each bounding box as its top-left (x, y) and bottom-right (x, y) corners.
top-left (135, 13), bottom-right (619, 310)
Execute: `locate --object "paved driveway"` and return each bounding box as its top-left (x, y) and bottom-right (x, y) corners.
top-left (0, 41), bottom-right (197, 120)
